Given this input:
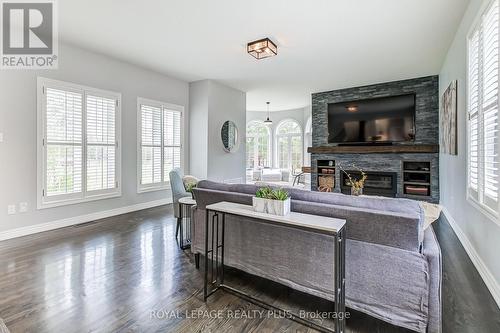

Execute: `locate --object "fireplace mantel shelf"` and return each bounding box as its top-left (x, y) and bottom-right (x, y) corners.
top-left (308, 144), bottom-right (439, 154)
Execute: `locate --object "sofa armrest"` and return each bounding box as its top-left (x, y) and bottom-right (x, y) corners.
top-left (422, 227), bottom-right (442, 333)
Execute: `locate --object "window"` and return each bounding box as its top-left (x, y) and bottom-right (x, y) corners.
top-left (467, 0), bottom-right (499, 215)
top-left (276, 120), bottom-right (303, 172)
top-left (246, 121), bottom-right (271, 169)
top-left (137, 98), bottom-right (183, 192)
top-left (37, 78), bottom-right (121, 208)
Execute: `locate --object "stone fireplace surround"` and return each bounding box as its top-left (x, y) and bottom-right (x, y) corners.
top-left (310, 76), bottom-right (440, 203)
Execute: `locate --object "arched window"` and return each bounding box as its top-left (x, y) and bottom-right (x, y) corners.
top-left (246, 121), bottom-right (271, 169)
top-left (276, 120), bottom-right (303, 171)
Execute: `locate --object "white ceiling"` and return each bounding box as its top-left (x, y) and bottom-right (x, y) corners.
top-left (59, 0), bottom-right (469, 111)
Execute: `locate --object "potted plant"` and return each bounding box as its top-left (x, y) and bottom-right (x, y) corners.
top-left (253, 187), bottom-right (272, 213)
top-left (185, 182), bottom-right (197, 199)
top-left (268, 188), bottom-right (291, 216)
top-left (252, 187), bottom-right (291, 216)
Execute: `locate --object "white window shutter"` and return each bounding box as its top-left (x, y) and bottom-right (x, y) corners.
top-left (481, 0), bottom-right (499, 209)
top-left (138, 100), bottom-right (184, 192)
top-left (86, 94), bottom-right (117, 192)
top-left (45, 88), bottom-right (83, 196)
top-left (141, 104), bottom-right (163, 185)
top-left (467, 0), bottom-right (500, 213)
top-left (39, 78), bottom-right (121, 208)
top-left (163, 108), bottom-right (182, 176)
top-left (469, 28), bottom-right (480, 198)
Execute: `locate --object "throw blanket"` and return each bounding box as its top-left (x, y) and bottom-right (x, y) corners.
top-left (420, 202), bottom-right (442, 230)
top-left (0, 319), bottom-right (10, 333)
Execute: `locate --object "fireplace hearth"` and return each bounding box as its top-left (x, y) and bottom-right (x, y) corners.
top-left (340, 171), bottom-right (397, 197)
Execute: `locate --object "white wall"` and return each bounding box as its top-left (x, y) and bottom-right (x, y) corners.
top-left (0, 43), bottom-right (189, 234)
top-left (189, 80), bottom-right (246, 183)
top-left (247, 106), bottom-right (312, 168)
top-left (439, 0), bottom-right (500, 306)
top-left (189, 81), bottom-right (209, 179)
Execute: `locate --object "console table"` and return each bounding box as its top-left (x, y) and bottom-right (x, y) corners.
top-left (203, 201), bottom-right (347, 333)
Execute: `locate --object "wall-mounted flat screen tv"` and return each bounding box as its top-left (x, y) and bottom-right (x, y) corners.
top-left (327, 94), bottom-right (416, 144)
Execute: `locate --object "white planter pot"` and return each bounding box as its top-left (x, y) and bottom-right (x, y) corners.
top-left (253, 197), bottom-right (291, 216)
top-left (268, 198), bottom-right (291, 216)
top-left (252, 197), bottom-right (268, 213)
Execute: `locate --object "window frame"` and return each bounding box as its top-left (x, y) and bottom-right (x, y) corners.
top-left (275, 119), bottom-right (303, 171)
top-left (246, 120), bottom-right (272, 169)
top-left (466, 0), bottom-right (500, 223)
top-left (37, 77), bottom-right (122, 209)
top-left (136, 97), bottom-right (184, 193)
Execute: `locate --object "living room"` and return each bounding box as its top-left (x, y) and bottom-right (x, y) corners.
top-left (0, 1), bottom-right (499, 332)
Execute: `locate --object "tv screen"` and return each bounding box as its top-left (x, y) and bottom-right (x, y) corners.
top-left (327, 94), bottom-right (416, 144)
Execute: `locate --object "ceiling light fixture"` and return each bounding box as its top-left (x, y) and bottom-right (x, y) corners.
top-left (346, 105), bottom-right (358, 112)
top-left (264, 102), bottom-right (273, 125)
top-left (247, 38), bottom-right (277, 59)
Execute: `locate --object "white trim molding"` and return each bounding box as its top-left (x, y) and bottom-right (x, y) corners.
top-left (442, 207), bottom-right (500, 308)
top-left (0, 198), bottom-right (172, 242)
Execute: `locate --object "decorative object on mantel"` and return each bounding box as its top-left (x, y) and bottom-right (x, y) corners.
top-left (440, 80), bottom-right (458, 155)
top-left (338, 163), bottom-right (367, 196)
top-left (264, 102), bottom-right (273, 125)
top-left (252, 187), bottom-right (291, 216)
top-left (247, 38), bottom-right (277, 59)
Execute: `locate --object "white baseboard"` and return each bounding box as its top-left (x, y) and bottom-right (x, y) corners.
top-left (441, 207), bottom-right (500, 309)
top-left (0, 198), bottom-right (172, 242)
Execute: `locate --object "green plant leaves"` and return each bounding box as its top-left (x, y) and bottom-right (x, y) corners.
top-left (255, 187), bottom-right (290, 201)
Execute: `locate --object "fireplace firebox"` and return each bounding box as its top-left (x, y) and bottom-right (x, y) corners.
top-left (340, 171), bottom-right (397, 197)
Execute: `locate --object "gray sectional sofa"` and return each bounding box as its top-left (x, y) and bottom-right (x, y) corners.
top-left (191, 180), bottom-right (441, 333)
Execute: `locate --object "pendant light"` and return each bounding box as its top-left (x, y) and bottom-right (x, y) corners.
top-left (264, 102), bottom-right (272, 125)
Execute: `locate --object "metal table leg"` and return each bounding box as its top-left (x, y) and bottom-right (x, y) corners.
top-left (334, 228), bottom-right (346, 333)
top-left (179, 203), bottom-right (192, 250)
top-left (204, 209), bottom-right (346, 333)
top-left (204, 210), bottom-right (224, 301)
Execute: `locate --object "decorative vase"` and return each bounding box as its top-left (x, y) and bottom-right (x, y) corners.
top-left (351, 186), bottom-right (363, 196)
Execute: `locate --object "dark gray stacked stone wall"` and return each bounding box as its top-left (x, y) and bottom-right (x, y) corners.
top-left (310, 76), bottom-right (439, 202)
top-left (311, 153), bottom-right (439, 202)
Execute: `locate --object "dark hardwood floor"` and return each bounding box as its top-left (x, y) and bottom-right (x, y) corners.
top-left (0, 205), bottom-right (498, 333)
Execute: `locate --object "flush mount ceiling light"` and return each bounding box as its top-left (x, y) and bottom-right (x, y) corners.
top-left (247, 38), bottom-right (277, 59)
top-left (264, 102), bottom-right (273, 125)
top-left (346, 105), bottom-right (358, 112)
